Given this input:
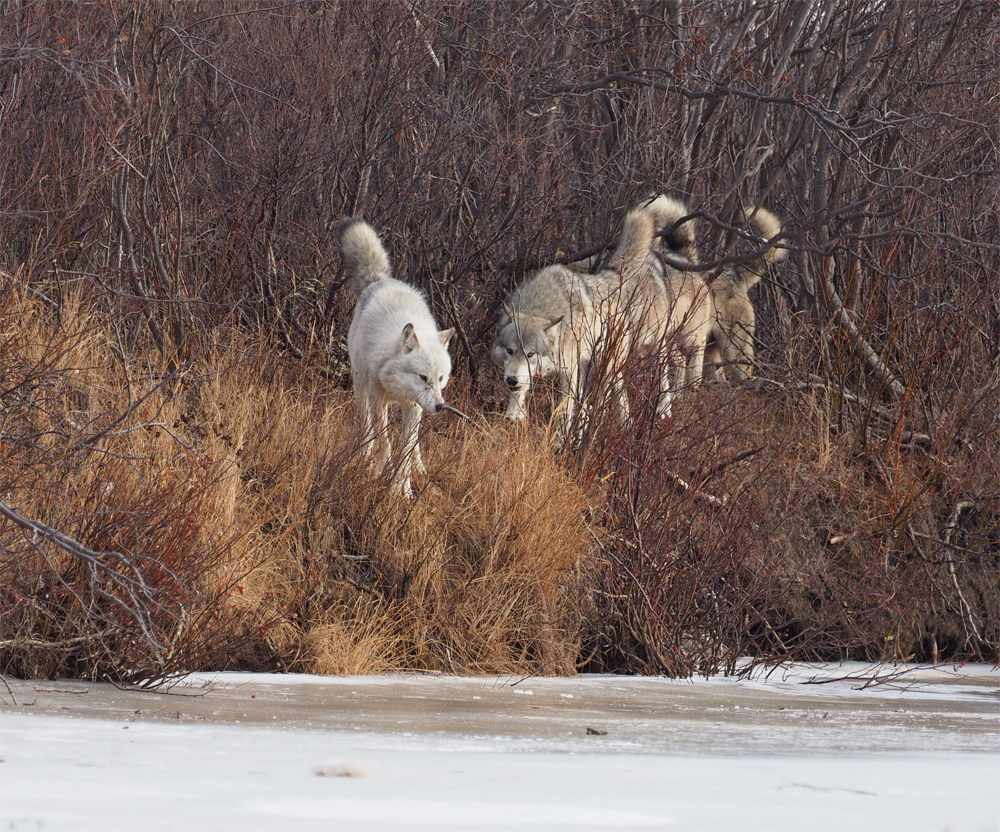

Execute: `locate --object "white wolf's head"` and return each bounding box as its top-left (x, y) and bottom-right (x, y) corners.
top-left (379, 323), bottom-right (454, 414)
top-left (491, 304), bottom-right (562, 420)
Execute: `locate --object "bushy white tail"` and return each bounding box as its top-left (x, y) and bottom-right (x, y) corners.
top-left (338, 218), bottom-right (393, 297)
top-left (734, 206), bottom-right (786, 289)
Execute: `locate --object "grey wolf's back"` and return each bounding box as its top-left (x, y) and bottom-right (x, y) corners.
top-left (508, 265), bottom-right (612, 321)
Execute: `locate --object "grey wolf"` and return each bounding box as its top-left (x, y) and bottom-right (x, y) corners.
top-left (339, 218), bottom-right (454, 498)
top-left (703, 207), bottom-right (786, 380)
top-left (490, 199), bottom-right (667, 433)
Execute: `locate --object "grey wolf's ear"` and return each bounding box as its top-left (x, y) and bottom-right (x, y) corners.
top-left (545, 316), bottom-right (564, 335)
top-left (400, 323), bottom-right (419, 352)
top-left (502, 302), bottom-right (515, 320)
top-left (438, 328), bottom-right (455, 347)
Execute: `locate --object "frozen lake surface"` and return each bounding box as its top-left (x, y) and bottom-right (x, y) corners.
top-left (1, 663), bottom-right (997, 831)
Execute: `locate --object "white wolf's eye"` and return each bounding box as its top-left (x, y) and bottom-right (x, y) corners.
top-left (419, 374), bottom-right (428, 382)
top-left (526, 351), bottom-right (536, 359)
top-left (439, 375), bottom-right (444, 382)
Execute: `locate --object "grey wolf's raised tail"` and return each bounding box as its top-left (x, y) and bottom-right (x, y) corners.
top-left (338, 217), bottom-right (393, 297)
top-left (613, 195), bottom-right (698, 279)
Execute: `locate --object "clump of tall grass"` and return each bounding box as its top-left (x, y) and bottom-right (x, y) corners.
top-left (0, 290), bottom-right (595, 682)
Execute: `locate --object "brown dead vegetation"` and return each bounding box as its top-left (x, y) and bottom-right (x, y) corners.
top-left (1, 2), bottom-right (997, 681)
top-left (1, 289), bottom-right (595, 681)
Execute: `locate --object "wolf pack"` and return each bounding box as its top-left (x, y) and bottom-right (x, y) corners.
top-left (338, 196), bottom-right (786, 497)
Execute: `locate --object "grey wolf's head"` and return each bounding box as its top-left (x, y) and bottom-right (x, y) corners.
top-left (380, 323), bottom-right (454, 414)
top-left (491, 304), bottom-right (561, 420)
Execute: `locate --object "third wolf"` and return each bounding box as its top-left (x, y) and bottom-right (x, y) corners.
top-left (615, 194), bottom-right (710, 417)
top-left (702, 206), bottom-right (787, 380)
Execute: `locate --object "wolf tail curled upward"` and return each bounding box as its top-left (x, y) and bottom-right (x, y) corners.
top-left (337, 217), bottom-right (393, 298)
top-left (613, 195), bottom-right (698, 283)
top-left (733, 207), bottom-right (787, 290)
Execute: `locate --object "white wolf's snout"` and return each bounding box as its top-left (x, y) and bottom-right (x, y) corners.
top-left (416, 388), bottom-right (447, 415)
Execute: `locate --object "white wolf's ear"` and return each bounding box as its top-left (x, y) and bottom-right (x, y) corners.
top-left (502, 302), bottom-right (515, 321)
top-left (437, 328), bottom-right (455, 347)
top-left (400, 323), bottom-right (419, 352)
top-left (545, 316), bottom-right (564, 335)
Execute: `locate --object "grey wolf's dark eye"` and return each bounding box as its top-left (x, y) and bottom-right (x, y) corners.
top-left (419, 374), bottom-right (428, 382)
top-left (506, 347), bottom-right (513, 355)
top-left (526, 351), bottom-right (536, 359)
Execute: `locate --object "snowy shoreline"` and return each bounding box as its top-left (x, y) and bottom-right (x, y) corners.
top-left (2, 663), bottom-right (997, 831)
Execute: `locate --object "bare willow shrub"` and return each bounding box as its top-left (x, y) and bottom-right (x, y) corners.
top-left (0, 290), bottom-right (245, 681)
top-left (2, 1), bottom-right (998, 678)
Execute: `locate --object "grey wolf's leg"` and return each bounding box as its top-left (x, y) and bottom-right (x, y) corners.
top-left (657, 352), bottom-right (675, 418)
top-left (723, 320), bottom-right (754, 380)
top-left (552, 368), bottom-right (581, 445)
top-left (505, 385), bottom-right (530, 421)
top-left (685, 340), bottom-right (707, 387)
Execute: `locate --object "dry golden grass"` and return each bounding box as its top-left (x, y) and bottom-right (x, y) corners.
top-left (304, 416), bottom-right (595, 675)
top-left (2, 288), bottom-right (994, 681)
top-left (1, 291), bottom-right (596, 680)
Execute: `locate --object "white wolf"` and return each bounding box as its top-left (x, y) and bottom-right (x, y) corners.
top-left (702, 206), bottom-right (787, 380)
top-left (491, 197), bottom-right (695, 431)
top-left (339, 218), bottom-right (454, 498)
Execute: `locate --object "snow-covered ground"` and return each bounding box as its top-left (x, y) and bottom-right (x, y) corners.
top-left (1, 663), bottom-right (997, 831)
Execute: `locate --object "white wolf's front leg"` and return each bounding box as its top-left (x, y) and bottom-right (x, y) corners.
top-left (357, 381), bottom-right (392, 466)
top-left (371, 401), bottom-right (391, 476)
top-left (412, 439), bottom-right (426, 477)
top-left (397, 402), bottom-right (424, 498)
top-left (355, 378), bottom-right (375, 460)
top-left (407, 402), bottom-right (427, 476)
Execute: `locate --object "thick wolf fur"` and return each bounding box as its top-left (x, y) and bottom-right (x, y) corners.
top-left (339, 218), bottom-right (454, 498)
top-left (616, 194), bottom-right (712, 416)
top-left (703, 207), bottom-right (786, 380)
top-left (491, 202), bottom-right (662, 430)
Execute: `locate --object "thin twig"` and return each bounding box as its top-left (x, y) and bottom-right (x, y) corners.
top-left (0, 500), bottom-right (172, 654)
top-left (0, 674), bottom-right (17, 706)
top-left (441, 403), bottom-right (472, 422)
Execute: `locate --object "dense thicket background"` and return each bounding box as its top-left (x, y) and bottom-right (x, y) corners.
top-left (2, 1), bottom-right (997, 683)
